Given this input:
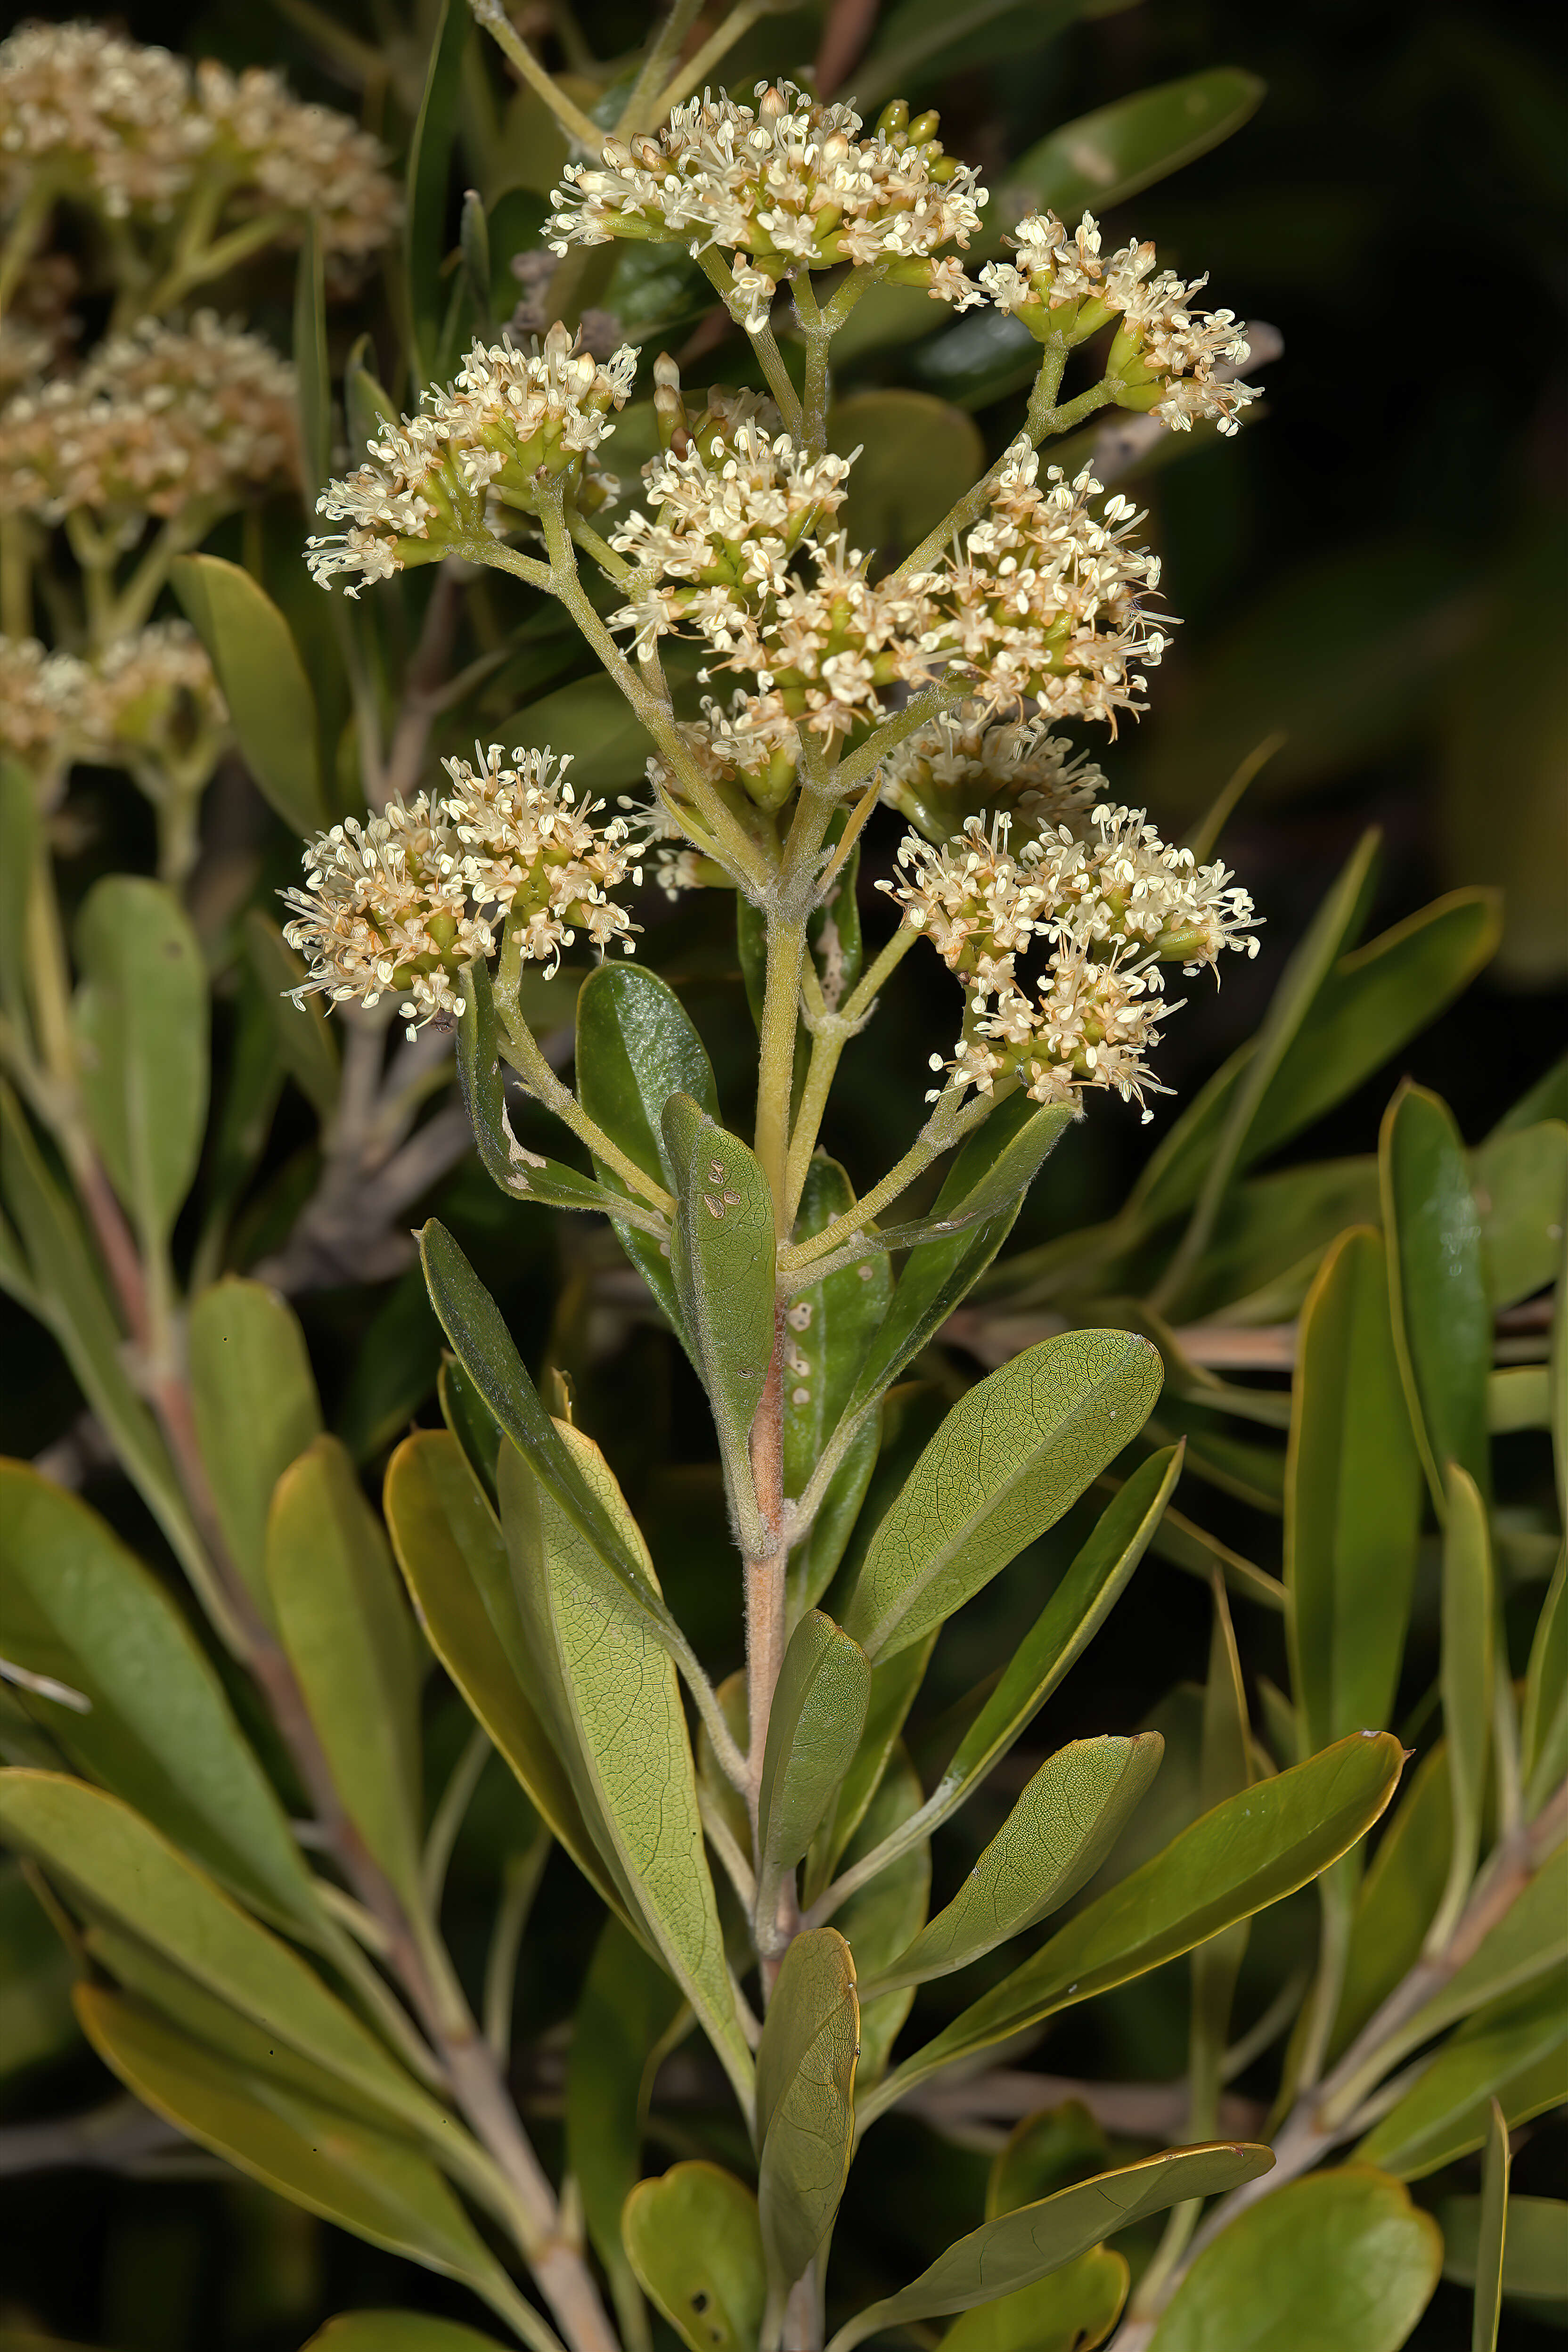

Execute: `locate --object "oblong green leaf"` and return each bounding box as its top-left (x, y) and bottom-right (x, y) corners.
top-left (72, 876), bottom-right (207, 1249)
top-left (384, 1432), bottom-right (624, 1921)
top-left (1286, 1227), bottom-right (1422, 1756)
top-left (1147, 2165), bottom-right (1441, 2352)
top-left (172, 554), bottom-right (324, 834)
top-left (0, 1773), bottom-right (448, 2145)
top-left (756, 1928), bottom-right (858, 2313)
top-left (760, 1612), bottom-right (872, 1889)
top-left (1006, 67), bottom-right (1265, 223)
top-left (242, 910), bottom-right (340, 1120)
top-left (0, 1464), bottom-right (319, 1934)
top-left (1473, 1119), bottom-right (1568, 1308)
top-left (1329, 1742), bottom-right (1452, 2063)
top-left (1381, 1082), bottom-right (1492, 1508)
top-left (76, 1987), bottom-right (520, 2319)
top-left (501, 1435), bottom-right (754, 2115)
top-left (784, 1157), bottom-right (893, 1517)
top-left (804, 1632), bottom-right (935, 1904)
top-left (825, 2144), bottom-right (1274, 2352)
top-left (662, 1093), bottom-right (777, 1494)
top-left (1356, 1976), bottom-right (1568, 2180)
top-left (866, 1734), bottom-right (1163, 1996)
top-left (306, 2319), bottom-right (511, 2351)
top-left (863, 1731), bottom-right (1404, 2125)
top-left (1369, 1841), bottom-right (1568, 2074)
top-left (939, 2247), bottom-right (1127, 2352)
top-left (834, 1745), bottom-right (929, 2087)
top-left (267, 1435), bottom-right (425, 1913)
top-left (842, 1330), bottom-right (1163, 1662)
top-left (1432, 1464), bottom-right (1494, 1942)
top-left (1439, 2194), bottom-right (1568, 2303)
top-left (188, 1276), bottom-right (322, 1617)
top-left (459, 962), bottom-right (643, 1219)
top-left (622, 2162), bottom-right (766, 2352)
top-left (405, 0), bottom-right (469, 379)
top-left (1522, 1552), bottom-right (1567, 1804)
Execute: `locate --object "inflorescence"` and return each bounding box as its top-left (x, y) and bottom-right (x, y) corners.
top-left (280, 748), bottom-right (643, 1037)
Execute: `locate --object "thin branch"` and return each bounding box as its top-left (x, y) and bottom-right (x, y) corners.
top-left (466, 0), bottom-right (603, 150)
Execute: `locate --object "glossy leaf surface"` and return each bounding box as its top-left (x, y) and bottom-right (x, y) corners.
top-left (172, 554), bottom-right (324, 835)
top-left (755, 1929), bottom-right (858, 2310)
top-left (1473, 1119), bottom-right (1568, 1307)
top-left (783, 1158), bottom-right (893, 1512)
top-left (1286, 1227), bottom-right (1422, 1753)
top-left (188, 1276), bottom-right (322, 1616)
top-left (1381, 1082), bottom-right (1492, 1506)
top-left (267, 1435), bottom-right (424, 1912)
top-left (867, 1734), bottom-right (1163, 1994)
top-left (825, 2144), bottom-right (1273, 2352)
top-left (622, 2162), bottom-right (766, 2352)
top-left (1439, 2194), bottom-right (1568, 2302)
top-left (662, 1093), bottom-right (776, 1489)
top-left (1148, 2165), bottom-right (1441, 2351)
top-left (72, 876), bottom-right (207, 1248)
top-left (843, 1331), bottom-right (1162, 1661)
top-left (1435, 1465), bottom-right (1494, 1936)
top-left (0, 1464), bottom-right (318, 1932)
top-left (458, 961), bottom-right (634, 1217)
top-left (865, 1731), bottom-right (1403, 2122)
top-left (1006, 68), bottom-right (1264, 222)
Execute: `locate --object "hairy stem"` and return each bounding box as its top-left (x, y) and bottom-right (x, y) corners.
top-left (744, 1310), bottom-right (788, 1825)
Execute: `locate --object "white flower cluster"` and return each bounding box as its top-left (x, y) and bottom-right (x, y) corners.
top-left (0, 621), bottom-right (226, 781)
top-left (281, 746), bottom-right (642, 1037)
top-left (308, 325), bottom-right (637, 594)
top-left (980, 209), bottom-right (1258, 437)
top-left (915, 440), bottom-right (1169, 727)
top-left (878, 700), bottom-right (1107, 845)
top-left (0, 312), bottom-right (296, 523)
top-left (0, 24), bottom-right (396, 259)
top-left (609, 416), bottom-right (852, 606)
top-left (548, 82), bottom-right (987, 333)
top-left (883, 795), bottom-right (1258, 1116)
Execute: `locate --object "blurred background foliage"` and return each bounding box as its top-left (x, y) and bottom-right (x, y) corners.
top-left (0, 0), bottom-right (1563, 2345)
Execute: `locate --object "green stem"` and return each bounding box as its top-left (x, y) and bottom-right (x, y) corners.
top-left (793, 270), bottom-right (832, 458)
top-left (565, 511), bottom-right (635, 584)
top-left (139, 212), bottom-right (296, 321)
top-left (616, 0), bottom-right (706, 131)
top-left (648, 0), bottom-right (768, 117)
top-left (493, 1001), bottom-right (674, 1217)
top-left (466, 0), bottom-right (604, 149)
top-left (693, 247), bottom-right (804, 441)
top-left (755, 911), bottom-right (808, 1225)
top-left (779, 1087), bottom-right (982, 1273)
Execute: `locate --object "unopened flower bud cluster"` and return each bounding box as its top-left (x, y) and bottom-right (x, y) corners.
top-left (307, 326), bottom-right (637, 594)
top-left (884, 778), bottom-right (1258, 1116)
top-left (281, 747), bottom-right (642, 1037)
top-left (0, 22), bottom-right (396, 259)
top-left (0, 312), bottom-right (297, 524)
top-left (981, 209), bottom-right (1258, 437)
top-left (549, 82), bottom-right (986, 334)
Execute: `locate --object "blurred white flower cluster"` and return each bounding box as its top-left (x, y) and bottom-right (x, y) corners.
top-left (281, 747), bottom-right (643, 1036)
top-left (0, 620), bottom-right (226, 784)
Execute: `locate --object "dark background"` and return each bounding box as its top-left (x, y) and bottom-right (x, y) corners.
top-left (1, 0), bottom-right (1563, 2344)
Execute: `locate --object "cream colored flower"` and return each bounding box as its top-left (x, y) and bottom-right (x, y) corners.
top-left (441, 743), bottom-right (642, 966)
top-left (0, 312), bottom-right (296, 523)
top-left (549, 82), bottom-right (986, 332)
top-left (0, 634), bottom-right (75, 769)
top-left (73, 620), bottom-right (228, 782)
top-left (308, 325), bottom-right (637, 594)
top-left (192, 60), bottom-right (397, 263)
top-left (879, 702), bottom-right (1105, 844)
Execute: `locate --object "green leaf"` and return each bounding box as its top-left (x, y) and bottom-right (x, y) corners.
top-left (1372, 1840), bottom-right (1568, 2072)
top-left (1473, 1120), bottom-right (1568, 1308)
top-left (842, 1331), bottom-right (1163, 1663)
top-left (1522, 1552), bottom-right (1567, 1805)
top-left (292, 215), bottom-right (329, 503)
top-left (1381, 1083), bottom-right (1493, 1509)
top-left (0, 1085), bottom-right (211, 1608)
top-left (0, 1773), bottom-right (448, 2146)
top-left (1356, 1975), bottom-right (1568, 2180)
top-left (826, 391), bottom-right (984, 567)
top-left (576, 963), bottom-right (719, 1337)
top-left (833, 1746), bottom-right (929, 2086)
top-left (662, 1094), bottom-right (777, 1504)
top-left (172, 555), bottom-right (325, 836)
top-left (267, 1436), bottom-right (424, 1914)
top-left (0, 759), bottom-right (39, 1027)
top-left (868, 1735), bottom-right (1163, 1997)
top-left (500, 1434), bottom-right (754, 2115)
top-left (383, 1432), bottom-right (623, 1918)
top-left (755, 1929), bottom-right (858, 2317)
top-left (804, 1633), bottom-right (934, 1903)
top-left (623, 2163), bottom-right (766, 2352)
top-left (458, 964), bottom-right (645, 1218)
top-left (1127, 881), bottom-right (1500, 1239)
top-left (1147, 2165), bottom-right (1441, 2352)
top-left (72, 876), bottom-right (207, 1250)
top-left (0, 1464), bottom-right (319, 1933)
top-left (825, 2143), bottom-right (1274, 2352)
top-left (862, 1731), bottom-right (1404, 2126)
top-left (1329, 1743), bottom-right (1452, 2063)
top-left (439, 1357), bottom-right (502, 1509)
top-left (1005, 68), bottom-right (1265, 225)
top-left (1471, 2098), bottom-right (1511, 2352)
top-left (1440, 2195), bottom-right (1568, 2305)
top-left (853, 0), bottom-right (1085, 110)
top-left (759, 1613), bottom-right (871, 1895)
top-left (838, 1090), bottom-right (1054, 1422)
top-left (406, 0), bottom-right (469, 381)
top-left (1286, 1228), bottom-right (1423, 1755)
top-left (242, 911), bottom-right (340, 1120)
top-left (1432, 1465), bottom-right (1495, 1943)
top-left (305, 2319), bottom-right (511, 2352)
top-left (987, 2104), bottom-right (1111, 2219)
top-left (188, 1276), bottom-right (322, 1618)
top-left (788, 1410), bottom-right (881, 1627)
top-left (783, 1158), bottom-right (893, 1511)
top-left (75, 1988), bottom-right (524, 2325)
top-left (939, 2247), bottom-right (1128, 2352)
top-left (0, 1859), bottom-right (77, 2082)
top-left (566, 1918), bottom-right (686, 2352)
